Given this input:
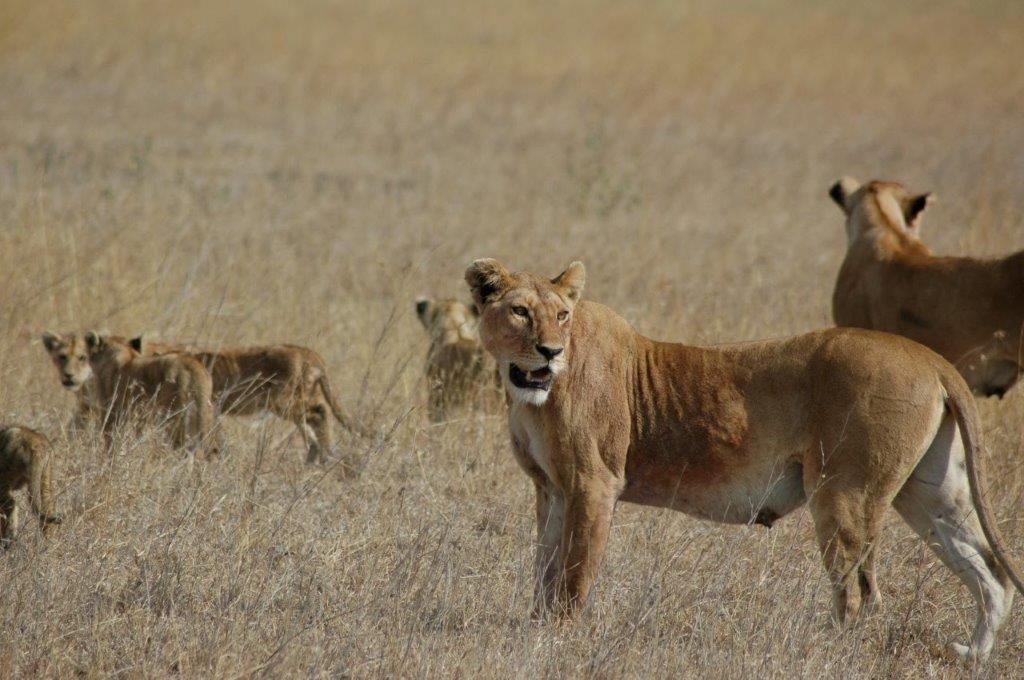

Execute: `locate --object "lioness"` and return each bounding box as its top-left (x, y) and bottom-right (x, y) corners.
top-left (85, 332), bottom-right (216, 456)
top-left (131, 337), bottom-right (363, 464)
top-left (0, 426), bottom-right (61, 546)
top-left (415, 296), bottom-right (493, 421)
top-left (466, 258), bottom-right (1023, 661)
top-left (829, 177), bottom-right (1024, 397)
top-left (41, 331), bottom-right (181, 429)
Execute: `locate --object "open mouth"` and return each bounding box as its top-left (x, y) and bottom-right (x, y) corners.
top-left (509, 364), bottom-right (553, 391)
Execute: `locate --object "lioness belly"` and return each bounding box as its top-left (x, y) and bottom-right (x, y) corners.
top-left (620, 458), bottom-right (806, 526)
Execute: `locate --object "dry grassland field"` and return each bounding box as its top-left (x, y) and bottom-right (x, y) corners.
top-left (2, 0), bottom-right (1024, 677)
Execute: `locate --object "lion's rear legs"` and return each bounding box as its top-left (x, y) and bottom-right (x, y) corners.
top-left (808, 496), bottom-right (885, 625)
top-left (292, 404), bottom-right (334, 466)
top-left (0, 489), bottom-right (18, 549)
top-left (894, 474), bottom-right (1012, 662)
top-left (858, 544), bottom-right (883, 613)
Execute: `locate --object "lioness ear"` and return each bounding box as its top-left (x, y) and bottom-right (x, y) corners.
top-left (465, 259), bottom-right (513, 307)
top-left (905, 192), bottom-right (934, 231)
top-left (129, 335), bottom-right (144, 353)
top-left (552, 261), bottom-right (586, 303)
top-left (84, 331), bottom-right (106, 352)
top-left (41, 331), bottom-right (59, 352)
top-left (829, 176), bottom-right (861, 214)
top-left (414, 297), bottom-right (432, 328)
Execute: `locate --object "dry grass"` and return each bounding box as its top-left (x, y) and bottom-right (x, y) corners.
top-left (1, 0), bottom-right (1023, 676)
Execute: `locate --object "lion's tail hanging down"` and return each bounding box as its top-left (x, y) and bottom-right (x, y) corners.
top-left (944, 375), bottom-right (1024, 596)
top-left (317, 374), bottom-right (369, 438)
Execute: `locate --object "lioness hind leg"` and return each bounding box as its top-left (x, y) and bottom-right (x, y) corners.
top-left (893, 413), bottom-right (1012, 662)
top-left (807, 500), bottom-right (876, 624)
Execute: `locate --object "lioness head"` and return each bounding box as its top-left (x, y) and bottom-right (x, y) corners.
top-left (41, 331), bottom-right (93, 390)
top-left (465, 259), bottom-right (585, 406)
top-left (829, 176), bottom-right (934, 245)
top-left (415, 297), bottom-right (480, 348)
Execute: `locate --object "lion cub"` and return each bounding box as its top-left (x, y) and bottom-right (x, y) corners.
top-left (0, 426), bottom-right (61, 546)
top-left (132, 337), bottom-right (363, 464)
top-left (415, 297), bottom-right (494, 421)
top-left (41, 331), bottom-right (181, 430)
top-left (84, 332), bottom-right (216, 456)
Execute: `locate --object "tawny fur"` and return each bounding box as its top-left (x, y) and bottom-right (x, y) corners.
top-left (415, 297), bottom-right (496, 422)
top-left (134, 337), bottom-right (363, 464)
top-left (41, 331), bottom-right (181, 430)
top-left (85, 332), bottom-right (216, 457)
top-left (0, 426), bottom-right (61, 546)
top-left (829, 177), bottom-right (1024, 397)
top-left (467, 257), bottom-right (1024, 662)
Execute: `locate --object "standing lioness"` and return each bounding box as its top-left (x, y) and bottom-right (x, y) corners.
top-left (466, 258), bottom-right (1023, 662)
top-left (829, 177), bottom-right (1023, 396)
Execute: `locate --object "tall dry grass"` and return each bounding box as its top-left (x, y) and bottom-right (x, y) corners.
top-left (1, 0), bottom-right (1023, 676)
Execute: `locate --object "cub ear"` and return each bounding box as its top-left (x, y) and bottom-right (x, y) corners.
top-left (41, 331), bottom-right (60, 352)
top-left (552, 261), bottom-right (586, 303)
top-left (414, 297), bottom-right (432, 328)
top-left (129, 335), bottom-right (144, 353)
top-left (465, 259), bottom-right (513, 307)
top-left (905, 192), bottom-right (935, 231)
top-left (468, 302), bottom-right (481, 318)
top-left (84, 330), bottom-right (107, 352)
top-left (828, 176), bottom-right (861, 214)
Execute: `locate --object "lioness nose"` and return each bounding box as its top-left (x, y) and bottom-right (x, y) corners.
top-left (536, 344), bottom-right (563, 360)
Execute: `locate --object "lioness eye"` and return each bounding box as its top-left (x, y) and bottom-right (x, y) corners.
top-left (557, 310), bottom-right (569, 322)
top-left (512, 306), bottom-right (529, 318)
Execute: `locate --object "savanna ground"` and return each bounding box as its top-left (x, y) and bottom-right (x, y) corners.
top-left (1, 0), bottom-right (1023, 676)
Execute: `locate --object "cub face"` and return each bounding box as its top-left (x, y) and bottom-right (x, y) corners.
top-left (415, 297), bottom-right (480, 348)
top-left (828, 176), bottom-right (934, 244)
top-left (41, 331), bottom-right (93, 391)
top-left (465, 258), bottom-right (585, 406)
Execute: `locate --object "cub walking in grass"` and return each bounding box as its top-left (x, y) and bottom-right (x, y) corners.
top-left (0, 426), bottom-right (61, 547)
top-left (85, 332), bottom-right (216, 457)
top-left (132, 336), bottom-right (364, 464)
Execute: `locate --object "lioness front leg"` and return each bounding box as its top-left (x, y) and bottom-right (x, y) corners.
top-left (554, 478), bottom-right (619, 617)
top-left (532, 480), bottom-right (564, 618)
